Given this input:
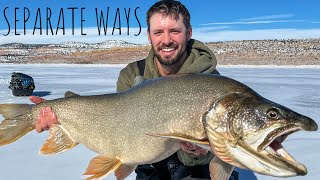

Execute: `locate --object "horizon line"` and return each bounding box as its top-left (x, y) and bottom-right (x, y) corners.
top-left (0, 27), bottom-right (320, 44)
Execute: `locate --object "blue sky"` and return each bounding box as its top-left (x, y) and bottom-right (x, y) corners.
top-left (0, 0), bottom-right (319, 44)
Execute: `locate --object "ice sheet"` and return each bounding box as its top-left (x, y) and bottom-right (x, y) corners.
top-left (0, 64), bottom-right (319, 180)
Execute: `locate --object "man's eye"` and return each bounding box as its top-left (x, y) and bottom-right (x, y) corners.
top-left (171, 30), bottom-right (180, 34)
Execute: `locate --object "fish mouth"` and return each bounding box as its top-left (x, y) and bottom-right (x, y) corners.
top-left (257, 124), bottom-right (307, 175)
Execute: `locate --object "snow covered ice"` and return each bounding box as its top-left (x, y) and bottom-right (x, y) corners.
top-left (0, 64), bottom-right (319, 180)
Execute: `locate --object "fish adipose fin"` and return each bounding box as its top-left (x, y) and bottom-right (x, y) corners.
top-left (40, 124), bottom-right (78, 155)
top-left (210, 156), bottom-right (234, 180)
top-left (0, 104), bottom-right (34, 146)
top-left (84, 155), bottom-right (122, 180)
top-left (145, 133), bottom-right (209, 145)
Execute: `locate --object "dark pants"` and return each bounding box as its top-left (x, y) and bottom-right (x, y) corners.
top-left (135, 153), bottom-right (239, 180)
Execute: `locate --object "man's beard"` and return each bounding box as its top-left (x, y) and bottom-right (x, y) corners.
top-left (153, 42), bottom-right (187, 66)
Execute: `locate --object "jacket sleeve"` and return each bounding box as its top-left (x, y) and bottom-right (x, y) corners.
top-left (116, 62), bottom-right (140, 92)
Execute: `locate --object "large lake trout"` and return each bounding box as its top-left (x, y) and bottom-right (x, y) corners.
top-left (0, 74), bottom-right (317, 179)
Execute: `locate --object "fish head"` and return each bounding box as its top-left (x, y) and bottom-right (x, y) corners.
top-left (204, 92), bottom-right (318, 177)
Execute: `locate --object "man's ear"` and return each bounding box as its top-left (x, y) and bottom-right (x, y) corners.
top-left (147, 29), bottom-right (151, 44)
top-left (187, 26), bottom-right (192, 41)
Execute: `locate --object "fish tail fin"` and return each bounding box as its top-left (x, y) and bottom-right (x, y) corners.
top-left (0, 104), bottom-right (35, 146)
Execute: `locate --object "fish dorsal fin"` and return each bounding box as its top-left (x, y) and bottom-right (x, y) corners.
top-left (210, 156), bottom-right (234, 180)
top-left (84, 155), bottom-right (122, 180)
top-left (40, 124), bottom-right (78, 155)
top-left (64, 91), bottom-right (80, 98)
top-left (114, 164), bottom-right (137, 180)
top-left (145, 133), bottom-right (209, 145)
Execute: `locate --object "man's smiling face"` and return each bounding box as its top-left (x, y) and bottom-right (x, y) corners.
top-left (148, 13), bottom-right (192, 66)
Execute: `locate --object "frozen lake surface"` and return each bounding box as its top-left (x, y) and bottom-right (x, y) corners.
top-left (0, 64), bottom-right (319, 180)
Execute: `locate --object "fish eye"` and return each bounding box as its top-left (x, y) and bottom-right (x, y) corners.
top-left (267, 108), bottom-right (279, 119)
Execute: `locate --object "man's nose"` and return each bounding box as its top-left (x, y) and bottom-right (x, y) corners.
top-left (163, 32), bottom-right (172, 45)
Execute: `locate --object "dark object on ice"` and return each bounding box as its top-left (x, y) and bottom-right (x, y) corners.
top-left (8, 72), bottom-right (35, 96)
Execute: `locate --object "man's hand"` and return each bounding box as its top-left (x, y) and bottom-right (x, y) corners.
top-left (180, 142), bottom-right (208, 156)
top-left (29, 96), bottom-right (59, 133)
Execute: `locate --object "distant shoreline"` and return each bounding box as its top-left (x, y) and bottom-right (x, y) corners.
top-left (1, 38), bottom-right (319, 65)
top-left (1, 63), bottom-right (320, 69)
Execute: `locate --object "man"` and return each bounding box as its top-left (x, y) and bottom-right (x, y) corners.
top-left (30, 0), bottom-right (238, 179)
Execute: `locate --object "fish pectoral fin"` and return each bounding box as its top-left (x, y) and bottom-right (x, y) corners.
top-left (84, 155), bottom-right (122, 180)
top-left (114, 164), bottom-right (137, 180)
top-left (40, 124), bottom-right (78, 155)
top-left (209, 156), bottom-right (234, 180)
top-left (145, 133), bottom-right (209, 145)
